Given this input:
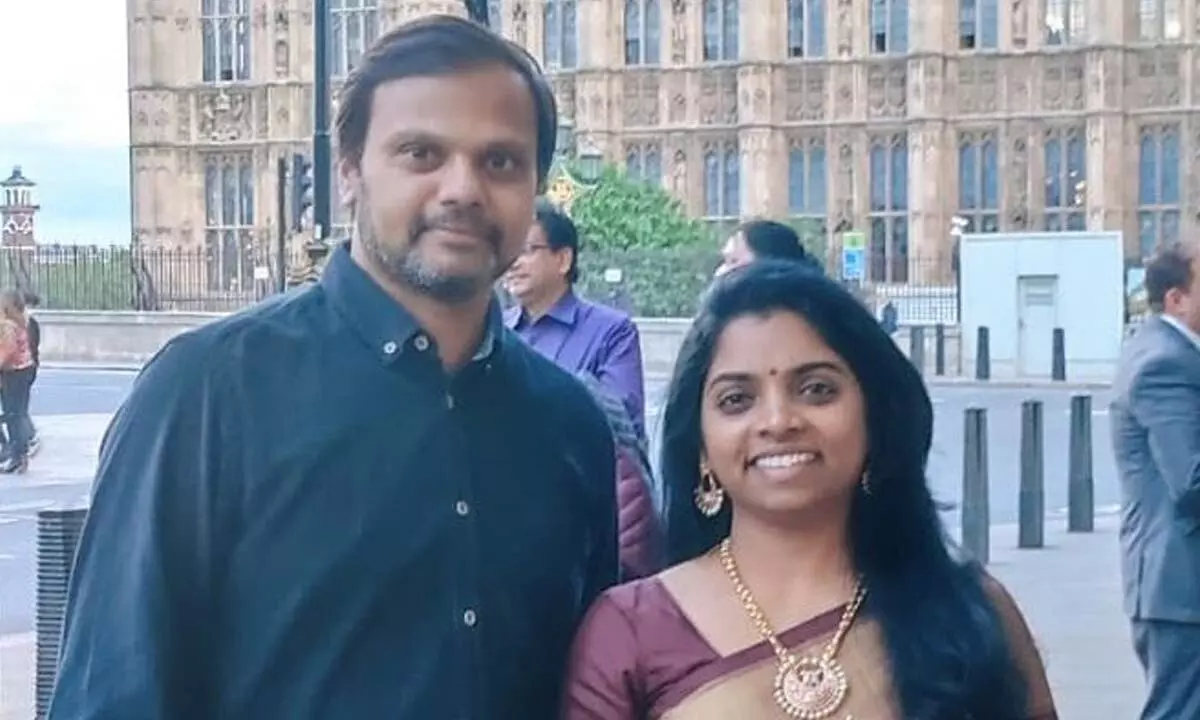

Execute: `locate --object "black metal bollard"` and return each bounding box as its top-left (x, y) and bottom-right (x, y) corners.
top-left (975, 326), bottom-right (991, 380)
top-left (962, 407), bottom-right (990, 564)
top-left (1068, 394), bottom-right (1095, 532)
top-left (35, 508), bottom-right (88, 719)
top-left (910, 325), bottom-right (926, 375)
top-left (1052, 328), bottom-right (1066, 381)
top-left (935, 323), bottom-right (946, 376)
top-left (1018, 400), bottom-right (1045, 549)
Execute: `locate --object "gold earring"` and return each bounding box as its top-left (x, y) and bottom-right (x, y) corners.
top-left (695, 464), bottom-right (725, 516)
top-left (860, 469), bottom-right (873, 496)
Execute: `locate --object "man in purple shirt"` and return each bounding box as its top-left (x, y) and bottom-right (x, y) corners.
top-left (505, 201), bottom-right (664, 579)
top-left (503, 200), bottom-right (646, 435)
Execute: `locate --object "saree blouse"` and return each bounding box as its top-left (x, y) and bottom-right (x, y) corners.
top-left (563, 573), bottom-right (1057, 720)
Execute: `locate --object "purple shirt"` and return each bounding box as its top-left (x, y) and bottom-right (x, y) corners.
top-left (505, 291), bottom-right (646, 436)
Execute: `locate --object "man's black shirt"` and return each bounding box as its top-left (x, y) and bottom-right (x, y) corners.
top-left (48, 243), bottom-right (619, 719)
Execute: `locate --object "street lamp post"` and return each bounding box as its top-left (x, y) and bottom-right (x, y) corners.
top-left (310, 0), bottom-right (333, 264)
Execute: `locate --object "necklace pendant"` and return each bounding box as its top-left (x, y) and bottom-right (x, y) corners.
top-left (773, 655), bottom-right (849, 720)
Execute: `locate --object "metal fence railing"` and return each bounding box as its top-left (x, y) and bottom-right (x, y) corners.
top-left (0, 244), bottom-right (959, 320)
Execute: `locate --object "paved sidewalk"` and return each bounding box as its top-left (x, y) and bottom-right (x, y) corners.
top-left (0, 634), bottom-right (33, 720)
top-left (985, 515), bottom-right (1142, 719)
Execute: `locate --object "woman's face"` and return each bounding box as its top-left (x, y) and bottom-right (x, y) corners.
top-left (700, 310), bottom-right (868, 520)
top-left (714, 232), bottom-right (754, 278)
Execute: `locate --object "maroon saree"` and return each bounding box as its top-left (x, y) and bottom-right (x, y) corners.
top-left (562, 576), bottom-right (1058, 719)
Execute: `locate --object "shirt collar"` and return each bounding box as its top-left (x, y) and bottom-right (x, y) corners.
top-left (504, 289), bottom-right (580, 330)
top-left (321, 240), bottom-right (502, 365)
top-left (1160, 314), bottom-right (1200, 353)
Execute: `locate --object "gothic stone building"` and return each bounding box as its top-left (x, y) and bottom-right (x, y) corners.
top-left (128, 0), bottom-right (1191, 291)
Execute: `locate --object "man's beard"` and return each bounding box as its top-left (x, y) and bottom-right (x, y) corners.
top-left (354, 200), bottom-right (502, 305)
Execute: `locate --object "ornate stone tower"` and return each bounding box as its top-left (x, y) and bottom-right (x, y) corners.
top-left (0, 166), bottom-right (39, 248)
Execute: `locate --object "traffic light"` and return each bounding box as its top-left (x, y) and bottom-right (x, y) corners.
top-left (291, 153), bottom-right (314, 231)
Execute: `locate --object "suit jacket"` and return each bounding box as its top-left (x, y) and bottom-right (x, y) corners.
top-left (1111, 315), bottom-right (1200, 623)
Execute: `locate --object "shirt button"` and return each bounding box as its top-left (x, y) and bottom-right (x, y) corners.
top-left (455, 500), bottom-right (470, 516)
top-left (413, 334), bottom-right (430, 351)
top-left (382, 341), bottom-right (398, 355)
top-left (463, 609), bottom-right (477, 627)
top-left (445, 393), bottom-right (455, 410)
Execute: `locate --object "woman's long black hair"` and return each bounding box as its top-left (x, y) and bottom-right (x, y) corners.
top-left (660, 260), bottom-right (1027, 719)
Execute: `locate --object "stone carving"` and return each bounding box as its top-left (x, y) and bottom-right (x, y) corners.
top-left (198, 89), bottom-right (252, 142)
top-left (663, 71), bottom-right (687, 123)
top-left (836, 138), bottom-right (854, 222)
top-left (671, 0), bottom-right (688, 64)
top-left (833, 66), bottom-right (854, 118)
top-left (720, 69), bottom-right (738, 124)
top-left (866, 62), bottom-right (906, 119)
top-left (257, 96), bottom-right (269, 137)
top-left (511, 0), bottom-right (528, 46)
top-left (867, 64), bottom-right (886, 117)
top-left (785, 66), bottom-right (827, 122)
top-left (1063, 54), bottom-right (1085, 110)
top-left (551, 76), bottom-right (577, 120)
top-left (1011, 0), bottom-right (1027, 49)
top-left (642, 74), bottom-right (661, 125)
top-left (274, 1), bottom-right (289, 32)
top-left (253, 5), bottom-right (269, 29)
top-left (177, 94), bottom-right (191, 142)
top-left (836, 0), bottom-right (854, 57)
top-left (959, 59), bottom-right (998, 114)
top-left (275, 41), bottom-right (289, 77)
top-left (1007, 126), bottom-right (1029, 228)
top-left (1188, 116), bottom-right (1200, 210)
top-left (1006, 58), bottom-right (1031, 111)
top-left (671, 147), bottom-right (688, 198)
top-left (697, 69), bottom-right (737, 125)
top-left (175, 9), bottom-right (189, 32)
top-left (1041, 58), bottom-right (1062, 111)
top-left (1042, 54), bottom-right (1085, 112)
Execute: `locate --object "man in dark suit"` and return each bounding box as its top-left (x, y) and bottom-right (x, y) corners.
top-left (1111, 241), bottom-right (1200, 720)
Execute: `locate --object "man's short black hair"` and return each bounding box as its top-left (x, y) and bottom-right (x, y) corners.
top-left (1145, 242), bottom-right (1197, 312)
top-left (335, 14), bottom-right (558, 186)
top-left (534, 198), bottom-right (580, 284)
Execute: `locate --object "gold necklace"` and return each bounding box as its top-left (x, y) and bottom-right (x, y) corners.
top-left (718, 538), bottom-right (867, 719)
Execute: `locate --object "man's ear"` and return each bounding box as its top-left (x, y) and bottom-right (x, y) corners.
top-left (337, 157), bottom-right (359, 210)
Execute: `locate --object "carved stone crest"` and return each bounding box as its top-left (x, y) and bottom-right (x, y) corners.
top-left (198, 89), bottom-right (252, 142)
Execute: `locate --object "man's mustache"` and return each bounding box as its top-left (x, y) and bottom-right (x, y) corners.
top-left (412, 210), bottom-right (502, 248)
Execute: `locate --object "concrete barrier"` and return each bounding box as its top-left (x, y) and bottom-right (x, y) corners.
top-left (33, 310), bottom-right (966, 379)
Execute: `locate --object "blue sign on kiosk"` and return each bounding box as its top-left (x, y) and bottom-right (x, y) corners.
top-left (841, 231), bottom-right (866, 281)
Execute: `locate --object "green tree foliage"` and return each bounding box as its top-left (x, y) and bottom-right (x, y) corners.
top-left (565, 165), bottom-right (719, 316)
top-left (568, 165), bottom-right (714, 250)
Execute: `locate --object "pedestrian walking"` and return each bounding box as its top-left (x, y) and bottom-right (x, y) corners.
top-left (1110, 241), bottom-right (1200, 720)
top-left (48, 15), bottom-right (617, 719)
top-left (0, 289), bottom-right (35, 474)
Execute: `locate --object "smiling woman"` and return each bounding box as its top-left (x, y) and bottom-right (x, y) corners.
top-left (562, 260), bottom-right (1059, 720)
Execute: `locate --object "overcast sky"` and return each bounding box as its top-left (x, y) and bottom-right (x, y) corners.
top-left (0, 0), bottom-right (130, 244)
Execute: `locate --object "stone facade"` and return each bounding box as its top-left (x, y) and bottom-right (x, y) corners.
top-left (128, 0), bottom-right (1197, 288)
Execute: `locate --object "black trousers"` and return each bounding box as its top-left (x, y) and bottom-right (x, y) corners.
top-left (1, 366), bottom-right (35, 460)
